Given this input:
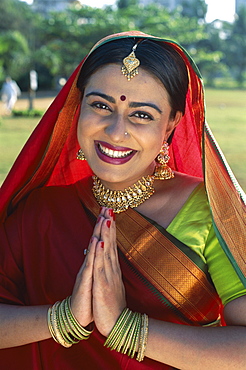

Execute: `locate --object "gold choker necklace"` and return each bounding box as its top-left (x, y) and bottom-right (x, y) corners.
top-left (92, 175), bottom-right (155, 213)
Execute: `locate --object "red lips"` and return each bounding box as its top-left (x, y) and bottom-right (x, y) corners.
top-left (95, 141), bottom-right (137, 165)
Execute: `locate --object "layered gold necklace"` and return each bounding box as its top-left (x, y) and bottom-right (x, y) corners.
top-left (92, 174), bottom-right (155, 213)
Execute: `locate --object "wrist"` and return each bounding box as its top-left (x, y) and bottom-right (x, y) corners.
top-left (47, 296), bottom-right (94, 348)
top-left (104, 307), bottom-right (149, 362)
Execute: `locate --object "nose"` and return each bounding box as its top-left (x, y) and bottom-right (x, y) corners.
top-left (104, 115), bottom-right (128, 143)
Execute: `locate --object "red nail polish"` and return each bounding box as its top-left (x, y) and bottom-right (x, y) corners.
top-left (97, 216), bottom-right (101, 224)
top-left (99, 206), bottom-right (103, 213)
top-left (109, 209), bottom-right (115, 220)
top-left (90, 237), bottom-right (94, 244)
top-left (100, 241), bottom-right (104, 249)
top-left (106, 220), bottom-right (111, 228)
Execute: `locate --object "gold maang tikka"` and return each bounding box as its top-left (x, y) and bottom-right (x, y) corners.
top-left (122, 43), bottom-right (140, 81)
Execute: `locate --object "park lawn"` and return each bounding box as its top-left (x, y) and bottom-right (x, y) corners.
top-left (0, 89), bottom-right (245, 191)
top-left (205, 89), bottom-right (246, 192)
top-left (0, 117), bottom-right (39, 184)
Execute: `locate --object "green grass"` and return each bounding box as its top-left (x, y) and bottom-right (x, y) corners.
top-left (204, 89), bottom-right (246, 192)
top-left (0, 117), bottom-right (39, 184)
top-left (0, 89), bottom-right (245, 192)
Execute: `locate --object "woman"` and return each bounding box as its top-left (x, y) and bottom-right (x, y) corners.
top-left (0, 31), bottom-right (245, 369)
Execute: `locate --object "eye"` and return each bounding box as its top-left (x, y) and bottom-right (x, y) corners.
top-left (130, 111), bottom-right (154, 122)
top-left (89, 102), bottom-right (112, 112)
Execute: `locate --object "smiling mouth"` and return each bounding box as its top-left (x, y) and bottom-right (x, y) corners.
top-left (98, 142), bottom-right (134, 159)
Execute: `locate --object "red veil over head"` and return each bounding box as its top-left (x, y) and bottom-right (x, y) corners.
top-left (0, 31), bottom-right (245, 282)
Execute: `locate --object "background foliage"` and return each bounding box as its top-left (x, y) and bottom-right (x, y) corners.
top-left (0, 0), bottom-right (246, 90)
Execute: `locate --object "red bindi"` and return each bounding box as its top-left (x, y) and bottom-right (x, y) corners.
top-left (120, 95), bottom-right (126, 101)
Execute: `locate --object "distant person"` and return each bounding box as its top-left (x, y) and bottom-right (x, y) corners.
top-left (1, 76), bottom-right (21, 114)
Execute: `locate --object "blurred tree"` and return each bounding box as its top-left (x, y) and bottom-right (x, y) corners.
top-left (0, 31), bottom-right (30, 81)
top-left (117, 0), bottom-right (138, 8)
top-left (224, 6), bottom-right (246, 86)
top-left (0, 0), bottom-right (37, 40)
top-left (180, 0), bottom-right (207, 21)
top-left (0, 0), bottom-right (244, 89)
top-left (193, 21), bottom-right (229, 86)
top-left (34, 5), bottom-right (120, 81)
top-left (0, 0), bottom-right (42, 86)
top-left (30, 2), bottom-right (212, 86)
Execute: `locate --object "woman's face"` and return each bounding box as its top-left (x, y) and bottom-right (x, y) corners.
top-left (77, 64), bottom-right (181, 189)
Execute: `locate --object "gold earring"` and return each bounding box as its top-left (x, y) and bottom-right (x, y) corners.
top-left (76, 148), bottom-right (86, 161)
top-left (153, 141), bottom-right (174, 180)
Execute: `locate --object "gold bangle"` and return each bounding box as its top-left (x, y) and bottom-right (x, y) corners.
top-left (47, 307), bottom-right (59, 343)
top-left (47, 297), bottom-right (94, 348)
top-left (129, 312), bottom-right (141, 358)
top-left (136, 313), bottom-right (149, 362)
top-left (104, 307), bottom-right (149, 362)
top-left (51, 302), bottom-right (72, 348)
top-left (122, 312), bottom-right (140, 355)
top-left (115, 312), bottom-right (136, 352)
top-left (66, 297), bottom-right (93, 339)
top-left (104, 308), bottom-right (130, 348)
top-left (107, 310), bottom-right (132, 350)
top-left (58, 300), bottom-right (79, 345)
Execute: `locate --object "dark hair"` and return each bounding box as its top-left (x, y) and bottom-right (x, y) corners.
top-left (77, 38), bottom-right (188, 119)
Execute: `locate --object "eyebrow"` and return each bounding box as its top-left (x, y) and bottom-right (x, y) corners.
top-left (129, 102), bottom-right (162, 114)
top-left (85, 91), bottom-right (162, 114)
top-left (85, 91), bottom-right (115, 103)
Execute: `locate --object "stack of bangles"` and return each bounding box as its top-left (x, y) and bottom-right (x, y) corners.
top-left (104, 307), bottom-right (149, 362)
top-left (47, 296), bottom-right (93, 348)
top-left (48, 301), bottom-right (149, 362)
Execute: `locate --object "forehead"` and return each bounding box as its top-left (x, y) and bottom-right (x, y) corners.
top-left (84, 64), bottom-right (170, 103)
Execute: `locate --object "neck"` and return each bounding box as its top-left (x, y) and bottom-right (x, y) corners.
top-left (92, 167), bottom-right (157, 214)
top-left (99, 162), bottom-right (156, 191)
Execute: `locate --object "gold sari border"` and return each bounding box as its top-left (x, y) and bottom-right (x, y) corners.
top-left (204, 123), bottom-right (246, 282)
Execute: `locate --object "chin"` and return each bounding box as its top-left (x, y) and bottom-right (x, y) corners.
top-left (96, 172), bottom-right (130, 185)
top-left (90, 159), bottom-right (155, 188)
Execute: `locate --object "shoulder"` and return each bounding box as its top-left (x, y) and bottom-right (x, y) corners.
top-left (156, 172), bottom-right (204, 205)
top-left (29, 183), bottom-right (77, 200)
top-left (137, 172), bottom-right (204, 228)
top-left (21, 184), bottom-right (79, 217)
top-left (163, 171), bottom-right (203, 195)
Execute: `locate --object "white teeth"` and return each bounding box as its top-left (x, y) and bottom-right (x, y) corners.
top-left (98, 143), bottom-right (133, 158)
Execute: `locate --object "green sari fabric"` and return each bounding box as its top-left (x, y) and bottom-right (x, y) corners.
top-left (167, 183), bottom-right (246, 306)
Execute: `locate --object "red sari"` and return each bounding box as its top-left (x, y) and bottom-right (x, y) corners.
top-left (0, 179), bottom-right (221, 369)
top-left (0, 31), bottom-right (245, 369)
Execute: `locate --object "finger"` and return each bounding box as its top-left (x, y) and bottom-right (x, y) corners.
top-left (77, 236), bottom-right (96, 278)
top-left (92, 207), bottom-right (115, 243)
top-left (99, 218), bottom-right (121, 278)
top-left (93, 240), bottom-right (107, 283)
top-left (94, 208), bottom-right (114, 241)
top-left (106, 208), bottom-right (116, 222)
top-left (104, 208), bottom-right (116, 242)
top-left (71, 238), bottom-right (96, 308)
top-left (99, 206), bottom-right (107, 217)
top-left (100, 215), bottom-right (118, 261)
top-left (92, 214), bottom-right (105, 240)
